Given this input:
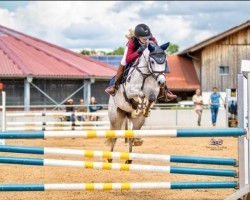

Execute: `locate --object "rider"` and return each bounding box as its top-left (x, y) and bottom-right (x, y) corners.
top-left (105, 23), bottom-right (177, 102)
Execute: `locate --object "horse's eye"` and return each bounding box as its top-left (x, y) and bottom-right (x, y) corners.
top-left (151, 60), bottom-right (154, 64)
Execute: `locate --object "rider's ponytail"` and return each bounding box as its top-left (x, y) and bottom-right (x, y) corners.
top-left (125, 28), bottom-right (135, 40)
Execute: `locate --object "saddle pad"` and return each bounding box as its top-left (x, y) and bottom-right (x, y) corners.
top-left (107, 63), bottom-right (133, 87)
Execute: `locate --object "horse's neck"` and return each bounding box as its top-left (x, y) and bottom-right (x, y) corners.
top-left (127, 51), bottom-right (149, 79)
top-left (137, 51), bottom-right (149, 72)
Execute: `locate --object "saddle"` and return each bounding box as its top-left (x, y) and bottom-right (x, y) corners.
top-left (107, 62), bottom-right (134, 88)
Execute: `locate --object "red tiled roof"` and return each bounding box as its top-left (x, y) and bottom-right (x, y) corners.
top-left (0, 25), bottom-right (117, 78)
top-left (166, 55), bottom-right (200, 91)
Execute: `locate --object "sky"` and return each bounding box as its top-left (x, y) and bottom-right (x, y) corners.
top-left (0, 1), bottom-right (250, 52)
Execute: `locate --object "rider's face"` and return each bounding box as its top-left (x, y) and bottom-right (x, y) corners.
top-left (138, 37), bottom-right (147, 44)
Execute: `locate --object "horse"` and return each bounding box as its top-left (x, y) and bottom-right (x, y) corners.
top-left (107, 41), bottom-right (170, 164)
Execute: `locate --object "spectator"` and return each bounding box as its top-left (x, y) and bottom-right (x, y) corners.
top-left (65, 98), bottom-right (76, 122)
top-left (229, 100), bottom-right (237, 119)
top-left (76, 99), bottom-right (87, 121)
top-left (209, 87), bottom-right (225, 126)
top-left (89, 96), bottom-right (103, 121)
top-left (192, 88), bottom-right (203, 126)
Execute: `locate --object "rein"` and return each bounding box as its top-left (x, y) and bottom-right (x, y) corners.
top-left (135, 53), bottom-right (166, 90)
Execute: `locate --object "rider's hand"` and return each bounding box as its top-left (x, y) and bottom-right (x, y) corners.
top-left (137, 44), bottom-right (147, 53)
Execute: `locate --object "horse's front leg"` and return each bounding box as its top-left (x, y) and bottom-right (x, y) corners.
top-left (143, 100), bottom-right (154, 117)
top-left (126, 85), bottom-right (146, 118)
top-left (143, 91), bottom-right (156, 117)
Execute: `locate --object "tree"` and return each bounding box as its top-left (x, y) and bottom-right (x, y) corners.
top-left (79, 43), bottom-right (178, 56)
top-left (80, 47), bottom-right (125, 56)
top-left (165, 43), bottom-right (179, 55)
top-left (106, 47), bottom-right (124, 55)
top-left (80, 49), bottom-right (91, 55)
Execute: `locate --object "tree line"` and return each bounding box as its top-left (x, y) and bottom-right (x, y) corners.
top-left (80, 43), bottom-right (179, 56)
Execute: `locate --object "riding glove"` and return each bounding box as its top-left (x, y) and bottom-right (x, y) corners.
top-left (137, 44), bottom-right (147, 53)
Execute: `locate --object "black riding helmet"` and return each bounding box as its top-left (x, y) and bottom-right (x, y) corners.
top-left (134, 24), bottom-right (152, 39)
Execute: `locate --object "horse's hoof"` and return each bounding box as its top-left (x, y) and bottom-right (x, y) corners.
top-left (138, 96), bottom-right (144, 103)
top-left (107, 159), bottom-right (113, 163)
top-left (135, 110), bottom-right (141, 115)
top-left (143, 110), bottom-right (151, 117)
top-left (125, 160), bottom-right (133, 164)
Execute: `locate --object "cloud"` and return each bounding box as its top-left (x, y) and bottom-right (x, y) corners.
top-left (0, 8), bottom-right (15, 26)
top-left (0, 1), bottom-right (249, 52)
top-left (63, 22), bottom-right (111, 40)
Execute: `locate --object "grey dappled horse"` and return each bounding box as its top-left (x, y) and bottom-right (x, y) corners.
top-left (107, 42), bottom-right (170, 164)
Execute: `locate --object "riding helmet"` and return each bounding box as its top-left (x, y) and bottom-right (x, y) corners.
top-left (134, 24), bottom-right (152, 39)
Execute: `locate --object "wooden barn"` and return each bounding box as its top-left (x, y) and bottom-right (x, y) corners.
top-left (178, 20), bottom-right (250, 92)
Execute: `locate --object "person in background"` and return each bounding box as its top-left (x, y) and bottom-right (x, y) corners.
top-left (209, 87), bottom-right (225, 126)
top-left (76, 99), bottom-right (87, 121)
top-left (192, 88), bottom-right (203, 126)
top-left (65, 98), bottom-right (76, 122)
top-left (89, 96), bottom-right (103, 121)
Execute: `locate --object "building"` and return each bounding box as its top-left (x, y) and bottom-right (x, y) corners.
top-left (3, 19), bottom-right (248, 108)
top-left (90, 56), bottom-right (122, 67)
top-left (165, 55), bottom-right (200, 101)
top-left (178, 20), bottom-right (250, 92)
top-left (0, 25), bottom-right (117, 109)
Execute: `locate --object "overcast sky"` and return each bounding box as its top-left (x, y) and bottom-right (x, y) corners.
top-left (0, 1), bottom-right (249, 52)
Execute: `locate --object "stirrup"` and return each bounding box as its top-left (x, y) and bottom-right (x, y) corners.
top-left (105, 86), bottom-right (117, 96)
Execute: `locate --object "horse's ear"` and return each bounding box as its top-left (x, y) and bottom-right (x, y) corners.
top-left (160, 42), bottom-right (170, 51)
top-left (148, 43), bottom-right (155, 52)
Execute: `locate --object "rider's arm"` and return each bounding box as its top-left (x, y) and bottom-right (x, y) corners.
top-left (125, 39), bottom-right (140, 64)
top-left (120, 46), bottom-right (128, 66)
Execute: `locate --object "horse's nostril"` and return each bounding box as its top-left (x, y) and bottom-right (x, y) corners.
top-left (158, 81), bottom-right (164, 87)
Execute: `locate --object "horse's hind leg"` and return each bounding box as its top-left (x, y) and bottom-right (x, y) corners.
top-left (125, 138), bottom-right (134, 164)
top-left (125, 115), bottom-right (145, 164)
top-left (107, 138), bottom-right (117, 163)
top-left (107, 103), bottom-right (126, 163)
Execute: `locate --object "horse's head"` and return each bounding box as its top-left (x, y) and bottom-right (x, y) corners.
top-left (145, 41), bottom-right (170, 87)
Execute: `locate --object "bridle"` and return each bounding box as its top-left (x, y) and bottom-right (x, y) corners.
top-left (135, 51), bottom-right (166, 90)
top-left (122, 48), bottom-right (166, 106)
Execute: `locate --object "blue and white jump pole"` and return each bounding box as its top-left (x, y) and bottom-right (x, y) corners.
top-left (0, 128), bottom-right (246, 139)
top-left (0, 156), bottom-right (237, 177)
top-left (0, 145), bottom-right (237, 166)
top-left (0, 182), bottom-right (237, 191)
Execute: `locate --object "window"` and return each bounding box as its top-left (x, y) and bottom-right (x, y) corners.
top-left (219, 66), bottom-right (229, 75)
